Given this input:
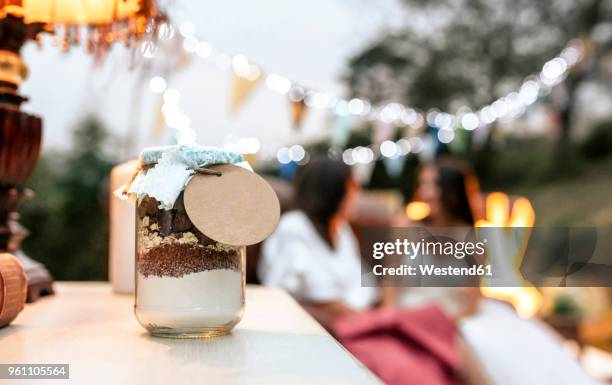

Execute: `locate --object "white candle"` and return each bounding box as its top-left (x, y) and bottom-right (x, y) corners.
top-left (109, 160), bottom-right (139, 294)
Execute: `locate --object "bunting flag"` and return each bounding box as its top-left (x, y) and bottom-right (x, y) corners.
top-left (229, 71), bottom-right (262, 115)
top-left (242, 153), bottom-right (257, 167)
top-left (290, 98), bottom-right (307, 130)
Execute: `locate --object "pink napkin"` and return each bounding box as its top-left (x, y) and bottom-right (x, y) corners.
top-left (333, 305), bottom-right (460, 385)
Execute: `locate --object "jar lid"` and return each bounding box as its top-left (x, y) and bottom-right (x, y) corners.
top-left (184, 164), bottom-right (280, 246)
top-left (0, 253), bottom-right (27, 327)
top-left (140, 145), bottom-right (243, 167)
top-left (118, 145), bottom-right (245, 209)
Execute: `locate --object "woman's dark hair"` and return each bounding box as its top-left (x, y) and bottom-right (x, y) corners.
top-left (294, 157), bottom-right (352, 247)
top-left (434, 158), bottom-right (479, 225)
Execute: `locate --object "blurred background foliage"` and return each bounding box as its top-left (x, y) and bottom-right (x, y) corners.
top-left (20, 117), bottom-right (116, 280)
top-left (345, 0), bottom-right (612, 154)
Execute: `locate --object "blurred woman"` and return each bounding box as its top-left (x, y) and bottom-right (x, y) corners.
top-left (258, 157), bottom-right (378, 329)
top-left (391, 157), bottom-right (601, 385)
top-left (410, 158), bottom-right (481, 227)
top-left (386, 158), bottom-right (482, 319)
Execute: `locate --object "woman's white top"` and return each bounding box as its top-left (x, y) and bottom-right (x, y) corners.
top-left (258, 210), bottom-right (378, 310)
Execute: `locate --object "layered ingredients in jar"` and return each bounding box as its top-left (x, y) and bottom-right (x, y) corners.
top-left (135, 193), bottom-right (244, 333)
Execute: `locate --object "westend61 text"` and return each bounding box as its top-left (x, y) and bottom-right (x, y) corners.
top-left (372, 264), bottom-right (493, 277)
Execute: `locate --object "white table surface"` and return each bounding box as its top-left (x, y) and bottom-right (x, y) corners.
top-left (0, 282), bottom-right (382, 385)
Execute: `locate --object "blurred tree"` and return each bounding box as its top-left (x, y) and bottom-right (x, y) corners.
top-left (345, 0), bottom-right (612, 158)
top-left (20, 116), bottom-right (115, 280)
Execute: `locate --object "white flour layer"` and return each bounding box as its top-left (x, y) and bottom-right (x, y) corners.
top-left (136, 269), bottom-right (242, 328)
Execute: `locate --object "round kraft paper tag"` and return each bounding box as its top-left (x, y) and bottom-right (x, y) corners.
top-left (184, 164), bottom-right (280, 246)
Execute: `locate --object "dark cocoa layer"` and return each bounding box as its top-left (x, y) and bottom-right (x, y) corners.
top-left (138, 242), bottom-right (241, 278)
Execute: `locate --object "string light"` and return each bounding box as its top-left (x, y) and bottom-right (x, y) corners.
top-left (276, 147), bottom-right (291, 164)
top-left (348, 98), bottom-right (366, 115)
top-left (288, 144), bottom-right (306, 162)
top-left (237, 137), bottom-right (261, 154)
top-left (147, 32), bottom-right (582, 130)
top-left (409, 137), bottom-right (424, 153)
top-left (396, 138), bottom-right (411, 155)
top-left (341, 146), bottom-right (375, 165)
top-left (461, 112), bottom-right (479, 131)
top-left (380, 140), bottom-right (398, 158)
top-left (437, 128), bottom-right (455, 144)
top-left (342, 148), bottom-right (355, 165)
top-left (149, 76), bottom-right (167, 94)
top-left (142, 22), bottom-right (584, 162)
top-left (195, 41), bottom-right (212, 58)
top-left (178, 21), bottom-right (196, 37)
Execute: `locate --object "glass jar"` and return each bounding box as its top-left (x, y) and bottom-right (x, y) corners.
top-left (134, 193), bottom-right (245, 338)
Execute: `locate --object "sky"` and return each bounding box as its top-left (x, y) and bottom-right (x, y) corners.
top-left (20, 0), bottom-right (406, 160)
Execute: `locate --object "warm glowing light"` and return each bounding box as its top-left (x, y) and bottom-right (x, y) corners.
top-left (479, 193), bottom-right (540, 317)
top-left (474, 219), bottom-right (492, 228)
top-left (486, 192), bottom-right (510, 226)
top-left (405, 201), bottom-right (431, 221)
top-left (509, 197), bottom-right (535, 227)
top-left (22, 0), bottom-right (141, 24)
top-left (481, 286), bottom-right (543, 318)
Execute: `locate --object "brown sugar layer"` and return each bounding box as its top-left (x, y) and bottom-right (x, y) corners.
top-left (138, 242), bottom-right (241, 278)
